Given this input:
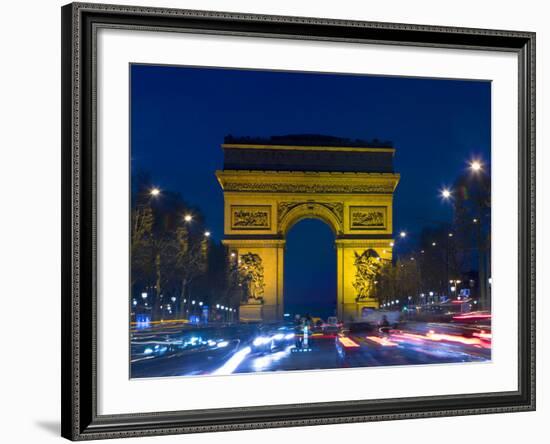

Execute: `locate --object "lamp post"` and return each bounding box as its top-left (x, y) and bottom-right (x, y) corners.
top-left (468, 158), bottom-right (490, 310)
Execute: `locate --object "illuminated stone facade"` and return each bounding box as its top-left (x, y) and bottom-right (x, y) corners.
top-left (216, 136), bottom-right (400, 321)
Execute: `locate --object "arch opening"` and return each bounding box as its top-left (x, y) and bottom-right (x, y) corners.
top-left (284, 218), bottom-right (337, 320)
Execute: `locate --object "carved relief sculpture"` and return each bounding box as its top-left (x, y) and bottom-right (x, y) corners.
top-left (231, 205), bottom-right (271, 230)
top-left (353, 249), bottom-right (382, 301)
top-left (350, 206), bottom-right (387, 230)
top-left (238, 252), bottom-right (266, 303)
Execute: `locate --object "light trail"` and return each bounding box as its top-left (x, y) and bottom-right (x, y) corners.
top-left (338, 336), bottom-right (360, 348)
top-left (390, 330), bottom-right (491, 349)
top-left (366, 336), bottom-right (399, 347)
top-left (212, 347), bottom-right (251, 375)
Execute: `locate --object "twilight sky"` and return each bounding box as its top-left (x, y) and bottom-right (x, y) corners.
top-left (131, 64), bottom-right (491, 317)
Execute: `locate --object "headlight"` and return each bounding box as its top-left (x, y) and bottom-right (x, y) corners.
top-left (253, 336), bottom-right (269, 347)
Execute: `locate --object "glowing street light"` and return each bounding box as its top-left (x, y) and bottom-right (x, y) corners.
top-left (432, 242), bottom-right (437, 246)
top-left (184, 214), bottom-right (192, 222)
top-left (399, 231), bottom-right (407, 238)
top-left (441, 188), bottom-right (451, 199)
top-left (204, 231), bottom-right (211, 237)
top-left (150, 187), bottom-right (161, 197)
top-left (470, 160), bottom-right (483, 172)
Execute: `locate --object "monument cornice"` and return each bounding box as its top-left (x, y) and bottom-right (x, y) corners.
top-left (222, 143), bottom-right (395, 154)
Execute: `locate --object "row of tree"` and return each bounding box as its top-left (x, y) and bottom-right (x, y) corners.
top-left (374, 165), bottom-right (491, 308)
top-left (131, 174), bottom-right (240, 321)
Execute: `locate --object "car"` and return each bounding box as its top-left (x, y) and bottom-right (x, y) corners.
top-left (251, 325), bottom-right (295, 354)
top-left (322, 317), bottom-right (342, 336)
top-left (348, 321), bottom-right (377, 334)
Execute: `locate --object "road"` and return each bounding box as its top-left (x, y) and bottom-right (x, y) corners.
top-left (130, 320), bottom-right (491, 378)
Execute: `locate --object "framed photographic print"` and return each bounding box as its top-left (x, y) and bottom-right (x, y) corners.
top-left (61, 2), bottom-right (536, 440)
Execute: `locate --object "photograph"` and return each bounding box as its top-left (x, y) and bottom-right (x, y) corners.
top-left (129, 64), bottom-right (492, 379)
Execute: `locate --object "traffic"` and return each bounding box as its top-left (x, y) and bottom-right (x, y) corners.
top-left (130, 308), bottom-right (491, 378)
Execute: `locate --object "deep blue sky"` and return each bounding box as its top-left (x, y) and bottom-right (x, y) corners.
top-left (131, 64), bottom-right (491, 316)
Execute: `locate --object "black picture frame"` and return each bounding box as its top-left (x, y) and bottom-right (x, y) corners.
top-left (61, 2), bottom-right (536, 440)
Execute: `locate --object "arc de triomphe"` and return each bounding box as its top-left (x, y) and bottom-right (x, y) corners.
top-left (216, 135), bottom-right (400, 322)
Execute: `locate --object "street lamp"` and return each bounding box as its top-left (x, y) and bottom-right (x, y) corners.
top-left (469, 160), bottom-right (483, 172)
top-left (441, 188), bottom-right (451, 199)
top-left (204, 231), bottom-right (211, 237)
top-left (150, 187), bottom-right (160, 197)
top-left (184, 214), bottom-right (192, 222)
top-left (399, 231), bottom-right (407, 238)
